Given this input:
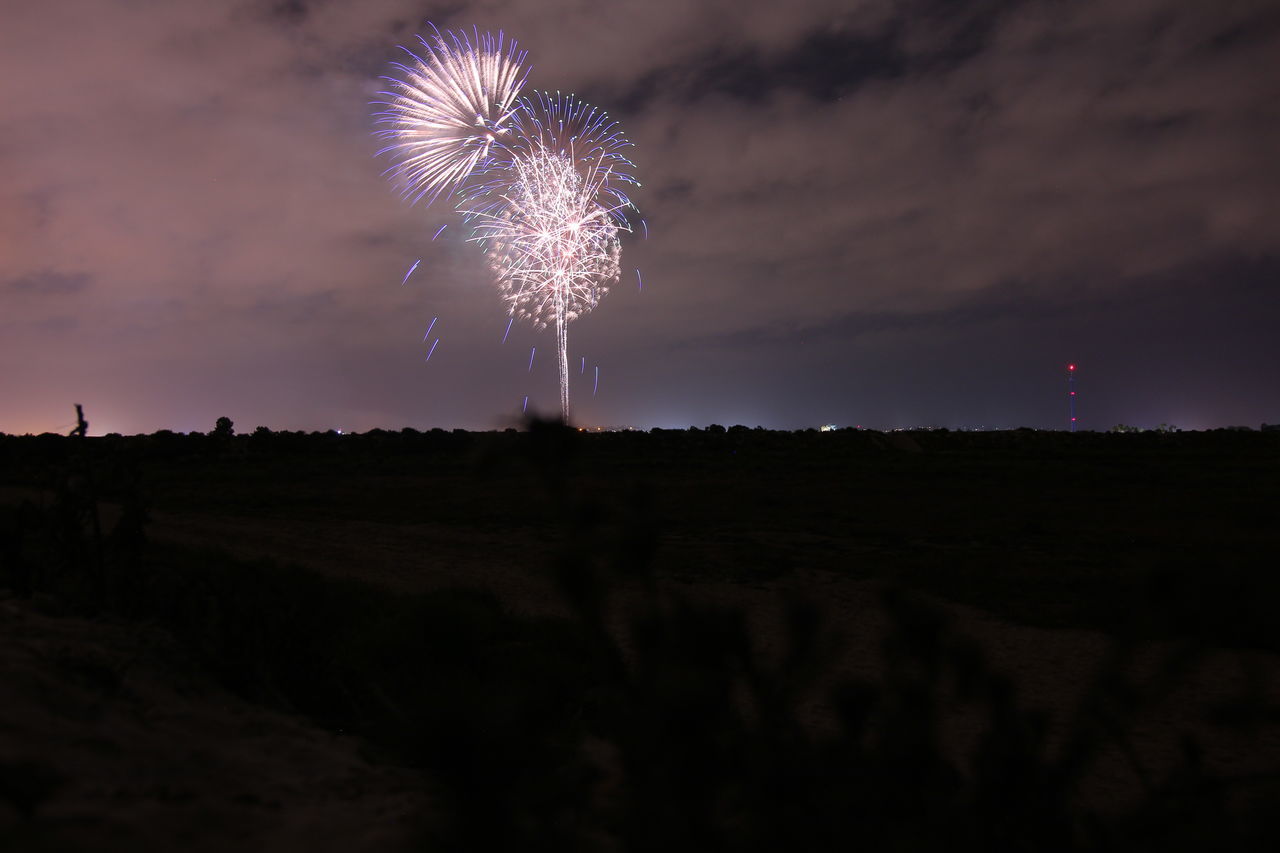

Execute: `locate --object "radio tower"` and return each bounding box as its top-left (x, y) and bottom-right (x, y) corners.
top-left (1067, 363), bottom-right (1077, 432)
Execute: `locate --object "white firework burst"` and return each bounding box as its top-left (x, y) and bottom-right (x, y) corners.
top-left (464, 91), bottom-right (639, 326)
top-left (473, 150), bottom-right (622, 328)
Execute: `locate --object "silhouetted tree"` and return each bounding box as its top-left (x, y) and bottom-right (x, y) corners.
top-left (213, 416), bottom-right (234, 438)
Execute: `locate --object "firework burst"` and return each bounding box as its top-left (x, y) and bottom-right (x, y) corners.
top-left (464, 93), bottom-right (638, 323)
top-left (373, 26), bottom-right (527, 204)
top-left (468, 147), bottom-right (623, 327)
top-left (463, 92), bottom-right (638, 418)
top-left (374, 31), bottom-right (639, 422)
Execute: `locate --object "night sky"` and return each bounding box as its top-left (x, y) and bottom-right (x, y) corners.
top-left (3, 0), bottom-right (1278, 435)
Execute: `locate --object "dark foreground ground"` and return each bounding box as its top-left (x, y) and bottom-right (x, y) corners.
top-left (1, 425), bottom-right (1278, 850)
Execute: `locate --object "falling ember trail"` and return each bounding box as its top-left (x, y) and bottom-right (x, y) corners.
top-left (401, 259), bottom-right (421, 285)
top-left (426, 338), bottom-right (440, 361)
top-left (593, 366), bottom-right (599, 396)
top-left (555, 295), bottom-right (569, 421)
top-left (522, 395), bottom-right (528, 413)
top-left (580, 356), bottom-right (585, 375)
top-left (528, 346), bottom-right (536, 372)
top-left (636, 269), bottom-right (643, 291)
top-left (422, 316), bottom-right (437, 341)
top-left (432, 224), bottom-right (447, 241)
top-left (502, 317), bottom-right (514, 344)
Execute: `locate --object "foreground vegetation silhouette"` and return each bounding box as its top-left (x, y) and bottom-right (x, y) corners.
top-left (1, 422), bottom-right (1278, 849)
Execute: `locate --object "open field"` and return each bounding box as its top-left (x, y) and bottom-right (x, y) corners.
top-left (2, 426), bottom-right (1279, 848)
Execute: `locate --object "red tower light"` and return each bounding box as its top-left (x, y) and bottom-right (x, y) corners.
top-left (1067, 364), bottom-right (1078, 432)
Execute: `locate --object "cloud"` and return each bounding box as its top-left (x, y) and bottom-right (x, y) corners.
top-left (6, 271), bottom-right (91, 296)
top-left (1, 0), bottom-right (1277, 432)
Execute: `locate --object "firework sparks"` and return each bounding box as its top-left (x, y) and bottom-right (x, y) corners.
top-left (426, 338), bottom-right (440, 361)
top-left (528, 346), bottom-right (536, 371)
top-left (422, 316), bottom-right (437, 341)
top-left (401, 259), bottom-right (421, 285)
top-left (502, 316), bottom-right (514, 343)
top-left (636, 269), bottom-right (643, 291)
top-left (431, 224), bottom-right (448, 240)
top-left (593, 365), bottom-right (599, 396)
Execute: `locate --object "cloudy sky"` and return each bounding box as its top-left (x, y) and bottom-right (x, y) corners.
top-left (3, 0), bottom-right (1278, 433)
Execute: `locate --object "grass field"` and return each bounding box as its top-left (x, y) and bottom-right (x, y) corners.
top-left (2, 425), bottom-right (1278, 849)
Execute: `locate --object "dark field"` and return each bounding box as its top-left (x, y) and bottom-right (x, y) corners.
top-left (2, 426), bottom-right (1278, 849)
